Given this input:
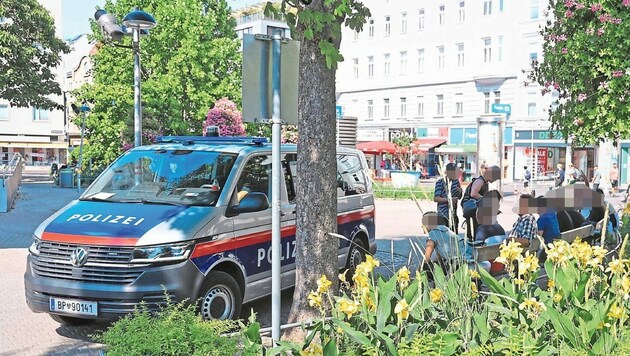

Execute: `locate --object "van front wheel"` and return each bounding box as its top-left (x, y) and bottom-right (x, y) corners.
top-left (346, 239), bottom-right (367, 275)
top-left (198, 271), bottom-right (242, 320)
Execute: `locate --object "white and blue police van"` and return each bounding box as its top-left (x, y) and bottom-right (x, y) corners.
top-left (24, 136), bottom-right (376, 325)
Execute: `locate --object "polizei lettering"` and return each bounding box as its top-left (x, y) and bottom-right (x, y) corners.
top-left (257, 240), bottom-right (297, 267)
top-left (66, 214), bottom-right (145, 226)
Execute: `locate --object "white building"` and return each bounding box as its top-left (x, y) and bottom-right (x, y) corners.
top-left (336, 0), bottom-right (565, 182)
top-left (234, 2), bottom-right (291, 44)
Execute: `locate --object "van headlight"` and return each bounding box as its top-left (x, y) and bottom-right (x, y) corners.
top-left (130, 242), bottom-right (192, 263)
top-left (29, 236), bottom-right (41, 256)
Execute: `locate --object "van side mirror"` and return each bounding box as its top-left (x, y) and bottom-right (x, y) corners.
top-left (234, 192), bottom-right (269, 214)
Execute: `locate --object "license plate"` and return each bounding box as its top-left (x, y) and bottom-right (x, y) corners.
top-left (49, 297), bottom-right (98, 317)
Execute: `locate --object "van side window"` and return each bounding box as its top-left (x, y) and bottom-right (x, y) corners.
top-left (236, 155), bottom-right (271, 202)
top-left (283, 154), bottom-right (298, 203)
top-left (337, 154), bottom-right (368, 196)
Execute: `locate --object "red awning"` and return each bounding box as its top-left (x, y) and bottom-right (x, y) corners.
top-left (412, 137), bottom-right (447, 152)
top-left (356, 140), bottom-right (398, 154)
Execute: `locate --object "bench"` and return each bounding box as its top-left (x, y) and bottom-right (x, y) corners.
top-left (558, 224), bottom-right (594, 244)
top-left (470, 237), bottom-right (541, 275)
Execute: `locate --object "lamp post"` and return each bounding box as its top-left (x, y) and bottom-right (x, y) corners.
top-left (94, 8), bottom-right (157, 147)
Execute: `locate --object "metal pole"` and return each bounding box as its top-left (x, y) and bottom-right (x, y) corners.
top-left (133, 28), bottom-right (142, 147)
top-left (270, 32), bottom-right (282, 343)
top-left (77, 111), bottom-right (86, 193)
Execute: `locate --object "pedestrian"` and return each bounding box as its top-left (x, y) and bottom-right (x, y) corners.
top-left (610, 162), bottom-right (619, 196)
top-left (536, 197), bottom-right (561, 245)
top-left (461, 165), bottom-right (501, 241)
top-left (555, 163), bottom-right (565, 188)
top-left (418, 212), bottom-right (467, 270)
top-left (565, 163), bottom-right (577, 185)
top-left (591, 165), bottom-right (602, 190)
top-left (475, 190), bottom-right (506, 242)
top-left (433, 163), bottom-right (463, 233)
top-left (523, 165), bottom-right (532, 194)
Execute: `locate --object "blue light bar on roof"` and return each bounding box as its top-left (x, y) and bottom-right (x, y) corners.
top-left (156, 136), bottom-right (268, 145)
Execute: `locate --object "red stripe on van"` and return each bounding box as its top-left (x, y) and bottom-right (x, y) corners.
top-left (190, 208), bottom-right (375, 259)
top-left (41, 232), bottom-right (138, 246)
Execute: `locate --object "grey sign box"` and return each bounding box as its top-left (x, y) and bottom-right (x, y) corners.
top-left (242, 34), bottom-right (300, 125)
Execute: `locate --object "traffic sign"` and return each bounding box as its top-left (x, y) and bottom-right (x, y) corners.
top-left (336, 105), bottom-right (343, 119)
top-left (492, 103), bottom-right (511, 114)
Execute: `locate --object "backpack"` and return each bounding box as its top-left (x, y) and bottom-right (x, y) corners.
top-left (525, 170), bottom-right (531, 181)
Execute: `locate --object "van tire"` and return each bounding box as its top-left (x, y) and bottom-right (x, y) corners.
top-left (346, 238), bottom-right (368, 276)
top-left (198, 271), bottom-right (242, 321)
top-left (49, 314), bottom-right (94, 326)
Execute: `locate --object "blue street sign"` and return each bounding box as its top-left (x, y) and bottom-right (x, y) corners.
top-left (492, 103), bottom-right (511, 114)
top-left (336, 105), bottom-right (343, 119)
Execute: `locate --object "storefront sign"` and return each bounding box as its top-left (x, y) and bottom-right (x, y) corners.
top-left (388, 128), bottom-right (413, 141)
top-left (515, 130), bottom-right (562, 140)
top-left (450, 127), bottom-right (513, 145)
top-left (357, 129), bottom-right (385, 142)
top-left (537, 148), bottom-right (548, 175)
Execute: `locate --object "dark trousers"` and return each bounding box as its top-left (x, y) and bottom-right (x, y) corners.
top-left (466, 215), bottom-right (479, 241)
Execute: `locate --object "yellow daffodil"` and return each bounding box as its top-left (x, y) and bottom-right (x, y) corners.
top-left (394, 299), bottom-right (410, 323)
top-left (606, 258), bottom-right (627, 275)
top-left (469, 269), bottom-right (481, 279)
top-left (430, 288), bottom-right (444, 303)
top-left (300, 343), bottom-right (323, 356)
top-left (553, 293), bottom-right (563, 303)
top-left (307, 291), bottom-right (322, 308)
top-left (607, 304), bottom-right (624, 319)
top-left (337, 297), bottom-right (360, 319)
top-left (339, 270), bottom-right (348, 283)
top-left (571, 239), bottom-right (593, 268)
top-left (546, 240), bottom-right (572, 267)
top-left (547, 279), bottom-right (555, 289)
top-left (353, 272), bottom-right (370, 290)
top-left (365, 255), bottom-right (380, 270)
top-left (397, 266), bottom-right (411, 290)
top-left (495, 240), bottom-right (523, 266)
top-left (518, 252), bottom-right (539, 277)
top-left (519, 297), bottom-right (547, 319)
top-left (316, 275), bottom-right (332, 294)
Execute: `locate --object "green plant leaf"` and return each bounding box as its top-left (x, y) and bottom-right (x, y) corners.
top-left (332, 319), bottom-right (371, 346)
top-left (323, 338), bottom-right (338, 356)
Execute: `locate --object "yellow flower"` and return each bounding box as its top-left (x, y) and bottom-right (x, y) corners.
top-left (597, 321), bottom-right (612, 329)
top-left (590, 246), bottom-right (608, 267)
top-left (353, 272), bottom-right (370, 290)
top-left (300, 343), bottom-right (323, 356)
top-left (430, 288), bottom-right (444, 303)
top-left (553, 293), bottom-right (563, 303)
top-left (363, 294), bottom-right (376, 311)
top-left (337, 297), bottom-right (360, 319)
top-left (307, 291), bottom-right (322, 308)
top-left (606, 259), bottom-right (626, 275)
top-left (397, 266), bottom-right (411, 290)
top-left (339, 270), bottom-right (348, 283)
top-left (514, 278), bottom-right (525, 286)
top-left (394, 299), bottom-right (410, 323)
top-left (365, 255), bottom-right (380, 270)
top-left (619, 275), bottom-right (630, 299)
top-left (336, 326), bottom-right (344, 334)
top-left (495, 240), bottom-right (523, 266)
top-left (546, 240), bottom-right (572, 267)
top-left (518, 252), bottom-right (539, 277)
top-left (571, 239), bottom-right (593, 268)
top-left (608, 304), bottom-right (624, 319)
top-left (316, 275), bottom-right (332, 294)
top-left (469, 269), bottom-right (481, 279)
top-left (471, 282), bottom-right (479, 299)
top-left (519, 297), bottom-right (547, 319)
top-left (547, 280), bottom-right (555, 289)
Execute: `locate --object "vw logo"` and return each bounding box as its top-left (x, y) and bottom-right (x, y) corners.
top-left (70, 248), bottom-right (88, 267)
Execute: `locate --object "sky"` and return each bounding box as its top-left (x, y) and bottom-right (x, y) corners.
top-left (62, 0), bottom-right (262, 39)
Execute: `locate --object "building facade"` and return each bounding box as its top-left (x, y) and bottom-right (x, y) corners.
top-left (234, 2), bottom-right (290, 45)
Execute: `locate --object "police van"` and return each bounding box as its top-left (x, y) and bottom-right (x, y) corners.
top-left (24, 136), bottom-right (376, 325)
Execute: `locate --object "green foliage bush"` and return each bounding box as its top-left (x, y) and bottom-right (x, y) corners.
top-left (96, 301), bottom-right (260, 356)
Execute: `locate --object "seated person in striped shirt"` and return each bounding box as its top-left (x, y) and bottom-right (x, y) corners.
top-left (508, 194), bottom-right (539, 247)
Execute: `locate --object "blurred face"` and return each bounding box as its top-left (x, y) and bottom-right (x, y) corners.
top-left (484, 166), bottom-right (501, 183)
top-left (446, 167), bottom-right (459, 180)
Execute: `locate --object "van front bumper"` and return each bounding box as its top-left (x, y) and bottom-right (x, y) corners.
top-left (24, 254), bottom-right (206, 321)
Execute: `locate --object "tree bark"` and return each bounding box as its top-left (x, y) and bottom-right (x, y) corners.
top-left (285, 7), bottom-right (339, 341)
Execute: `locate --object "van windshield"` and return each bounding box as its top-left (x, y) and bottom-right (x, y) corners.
top-left (81, 149), bottom-right (237, 206)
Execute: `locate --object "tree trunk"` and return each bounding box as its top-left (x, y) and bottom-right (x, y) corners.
top-left (285, 9), bottom-right (339, 340)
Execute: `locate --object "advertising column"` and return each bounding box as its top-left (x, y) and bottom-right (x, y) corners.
top-left (477, 116), bottom-right (505, 190)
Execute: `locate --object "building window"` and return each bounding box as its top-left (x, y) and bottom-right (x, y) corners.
top-left (384, 98), bottom-right (390, 118)
top-left (528, 92), bottom-right (537, 116)
top-left (0, 104), bottom-right (8, 120)
top-left (456, 43), bottom-right (465, 67)
top-left (498, 35), bottom-right (503, 62)
top-left (417, 49), bottom-right (425, 72)
top-left (530, 0), bottom-right (539, 20)
top-left (32, 107), bottom-right (49, 121)
top-left (352, 58), bottom-right (359, 79)
top-left (417, 96), bottom-right (424, 117)
top-left (437, 46), bottom-right (445, 69)
top-left (384, 53), bottom-right (391, 76)
top-left (400, 51), bottom-right (407, 74)
top-left (367, 100), bottom-right (373, 118)
top-left (484, 0), bottom-right (492, 15)
top-left (436, 95), bottom-right (444, 116)
top-left (529, 51), bottom-right (538, 65)
top-left (384, 15), bottom-right (391, 36)
top-left (368, 18), bottom-right (374, 38)
top-left (400, 97), bottom-right (407, 117)
top-left (418, 9), bottom-right (425, 30)
top-left (439, 5), bottom-right (445, 25)
top-left (494, 91), bottom-right (501, 104)
top-left (484, 92), bottom-right (491, 113)
top-left (459, 1), bottom-right (466, 23)
top-left (483, 37), bottom-right (492, 63)
top-left (401, 12), bottom-right (407, 33)
top-left (353, 30), bottom-right (359, 41)
top-left (455, 93), bottom-right (464, 115)
top-left (368, 56), bottom-right (374, 78)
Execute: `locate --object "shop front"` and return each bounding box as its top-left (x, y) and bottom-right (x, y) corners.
top-left (0, 142), bottom-right (67, 166)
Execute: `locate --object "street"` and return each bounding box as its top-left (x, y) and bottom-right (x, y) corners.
top-left (0, 181), bottom-right (625, 355)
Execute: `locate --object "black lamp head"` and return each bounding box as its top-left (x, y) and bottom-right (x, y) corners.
top-left (122, 8), bottom-right (157, 30)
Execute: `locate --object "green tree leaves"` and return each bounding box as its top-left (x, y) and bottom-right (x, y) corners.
top-left (76, 0), bottom-right (241, 167)
top-left (531, 0), bottom-right (630, 146)
top-left (0, 0), bottom-right (69, 109)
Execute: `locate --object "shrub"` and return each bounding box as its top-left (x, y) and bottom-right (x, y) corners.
top-left (96, 300), bottom-right (260, 356)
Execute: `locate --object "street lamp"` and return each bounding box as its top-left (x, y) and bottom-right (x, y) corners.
top-left (94, 8), bottom-right (157, 147)
top-left (71, 103), bottom-right (90, 193)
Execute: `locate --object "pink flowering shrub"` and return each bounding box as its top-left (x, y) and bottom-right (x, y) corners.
top-left (203, 98), bottom-right (246, 137)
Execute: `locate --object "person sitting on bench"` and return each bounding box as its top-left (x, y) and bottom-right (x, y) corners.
top-left (508, 194), bottom-right (538, 248)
